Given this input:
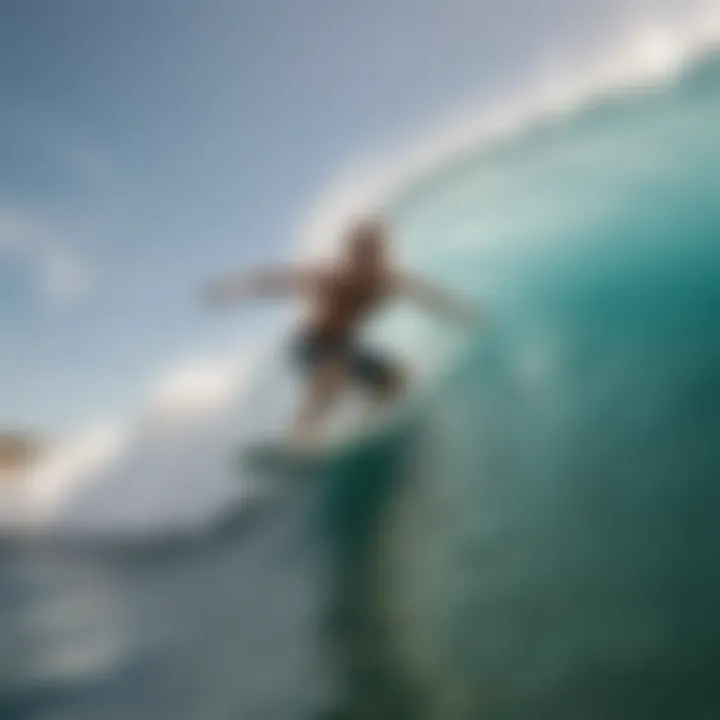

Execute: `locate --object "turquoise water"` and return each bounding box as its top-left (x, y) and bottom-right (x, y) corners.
top-left (349, 48), bottom-right (720, 718)
top-left (2, 48), bottom-right (720, 720)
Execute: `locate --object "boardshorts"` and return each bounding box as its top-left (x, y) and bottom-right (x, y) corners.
top-left (292, 329), bottom-right (396, 390)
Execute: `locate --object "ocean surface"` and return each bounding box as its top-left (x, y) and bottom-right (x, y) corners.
top-left (2, 46), bottom-right (720, 720)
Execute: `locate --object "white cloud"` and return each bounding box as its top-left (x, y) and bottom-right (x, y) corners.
top-left (147, 356), bottom-right (252, 422)
top-left (0, 205), bottom-right (92, 303)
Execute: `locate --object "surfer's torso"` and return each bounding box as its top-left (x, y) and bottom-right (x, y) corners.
top-left (292, 266), bottom-right (399, 392)
top-left (305, 267), bottom-right (395, 342)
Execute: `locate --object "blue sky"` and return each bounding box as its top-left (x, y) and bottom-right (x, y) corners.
top-left (0, 0), bottom-right (695, 433)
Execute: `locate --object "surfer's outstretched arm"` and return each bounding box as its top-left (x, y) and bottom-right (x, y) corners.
top-left (205, 267), bottom-right (320, 307)
top-left (397, 274), bottom-right (479, 326)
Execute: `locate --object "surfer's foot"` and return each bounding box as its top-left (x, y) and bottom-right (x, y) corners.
top-left (287, 430), bottom-right (322, 457)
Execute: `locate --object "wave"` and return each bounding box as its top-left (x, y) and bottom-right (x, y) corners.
top-left (2, 9), bottom-right (719, 541)
top-left (3, 17), bottom-right (720, 720)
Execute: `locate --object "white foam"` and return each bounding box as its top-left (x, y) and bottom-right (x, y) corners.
top-left (3, 344), bottom-right (273, 537)
top-left (296, 7), bottom-right (720, 259)
top-left (6, 424), bottom-right (127, 531)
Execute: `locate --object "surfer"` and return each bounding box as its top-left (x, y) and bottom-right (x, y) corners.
top-left (206, 217), bottom-right (477, 449)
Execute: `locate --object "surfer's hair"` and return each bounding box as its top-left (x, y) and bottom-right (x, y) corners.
top-left (345, 215), bottom-right (388, 250)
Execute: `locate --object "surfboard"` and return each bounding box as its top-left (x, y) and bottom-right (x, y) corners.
top-left (241, 424), bottom-right (373, 477)
top-left (240, 395), bottom-right (419, 479)
top-left (241, 442), bottom-right (324, 476)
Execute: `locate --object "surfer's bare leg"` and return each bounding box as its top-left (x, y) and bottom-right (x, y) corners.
top-left (290, 360), bottom-right (348, 450)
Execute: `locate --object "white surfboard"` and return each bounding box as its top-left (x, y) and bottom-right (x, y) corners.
top-left (240, 393), bottom-right (419, 478)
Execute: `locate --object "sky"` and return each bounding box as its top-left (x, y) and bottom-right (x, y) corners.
top-left (0, 0), bottom-right (708, 434)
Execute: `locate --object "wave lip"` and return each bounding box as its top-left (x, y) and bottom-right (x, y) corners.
top-left (297, 7), bottom-right (720, 258)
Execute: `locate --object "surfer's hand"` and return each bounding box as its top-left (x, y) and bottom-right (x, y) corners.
top-left (399, 274), bottom-right (483, 329)
top-left (203, 279), bottom-right (247, 308)
top-left (203, 267), bottom-right (316, 309)
top-left (461, 303), bottom-right (483, 328)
